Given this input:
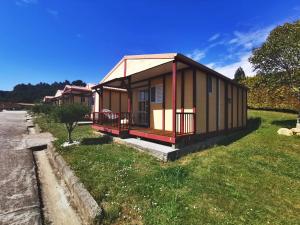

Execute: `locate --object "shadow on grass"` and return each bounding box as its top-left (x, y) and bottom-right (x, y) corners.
top-left (217, 117), bottom-right (262, 146)
top-left (81, 135), bottom-right (113, 145)
top-left (271, 119), bottom-right (296, 129)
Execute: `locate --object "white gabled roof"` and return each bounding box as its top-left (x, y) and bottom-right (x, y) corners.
top-left (101, 53), bottom-right (177, 84)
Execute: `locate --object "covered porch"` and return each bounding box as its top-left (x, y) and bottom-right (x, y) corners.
top-left (92, 53), bottom-right (197, 145)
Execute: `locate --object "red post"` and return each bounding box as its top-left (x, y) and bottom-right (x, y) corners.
top-left (172, 61), bottom-right (177, 138)
top-left (180, 71), bottom-right (184, 134)
top-left (162, 74), bottom-right (165, 132)
top-left (100, 87), bottom-right (103, 112)
top-left (127, 77), bottom-right (131, 128)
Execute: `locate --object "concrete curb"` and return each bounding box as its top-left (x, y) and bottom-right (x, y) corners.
top-left (46, 143), bottom-right (102, 225)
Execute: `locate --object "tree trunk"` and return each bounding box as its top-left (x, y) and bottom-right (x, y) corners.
top-left (68, 129), bottom-right (73, 143)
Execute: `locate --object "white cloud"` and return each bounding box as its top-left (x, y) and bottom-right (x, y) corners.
top-left (16, 0), bottom-right (38, 6)
top-left (212, 52), bottom-right (255, 78)
top-left (208, 33), bottom-right (220, 42)
top-left (228, 26), bottom-right (274, 50)
top-left (187, 49), bottom-right (206, 62)
top-left (47, 8), bottom-right (59, 18)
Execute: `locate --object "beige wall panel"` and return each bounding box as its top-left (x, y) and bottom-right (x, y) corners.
top-left (176, 72), bottom-right (182, 109)
top-left (150, 77), bottom-right (163, 130)
top-left (228, 84), bottom-right (232, 129)
top-left (238, 88), bottom-right (243, 127)
top-left (196, 71), bottom-right (207, 133)
top-left (111, 91), bottom-right (119, 112)
top-left (209, 77), bottom-right (217, 132)
top-left (121, 92), bottom-right (128, 112)
top-left (219, 80), bottom-right (225, 130)
top-left (243, 90), bottom-right (247, 126)
top-left (165, 74), bottom-right (172, 131)
top-left (232, 86), bottom-right (237, 128)
top-left (93, 92), bottom-right (99, 112)
top-left (103, 91), bottom-right (109, 109)
top-left (184, 70), bottom-right (193, 112)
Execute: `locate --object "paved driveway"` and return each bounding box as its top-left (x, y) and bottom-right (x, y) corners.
top-left (0, 111), bottom-right (41, 225)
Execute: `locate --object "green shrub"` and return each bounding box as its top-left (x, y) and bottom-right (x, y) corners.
top-left (52, 104), bottom-right (90, 143)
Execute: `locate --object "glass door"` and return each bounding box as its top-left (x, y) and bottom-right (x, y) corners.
top-left (137, 89), bottom-right (149, 126)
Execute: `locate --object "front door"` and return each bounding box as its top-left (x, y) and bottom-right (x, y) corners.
top-left (136, 89), bottom-right (149, 126)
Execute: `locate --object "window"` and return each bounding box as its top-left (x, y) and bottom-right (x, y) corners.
top-left (208, 77), bottom-right (212, 94)
top-left (150, 87), bottom-right (156, 102)
top-left (81, 97), bottom-right (85, 103)
top-left (150, 84), bottom-right (163, 103)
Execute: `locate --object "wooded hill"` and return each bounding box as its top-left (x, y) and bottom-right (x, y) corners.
top-left (0, 80), bottom-right (87, 103)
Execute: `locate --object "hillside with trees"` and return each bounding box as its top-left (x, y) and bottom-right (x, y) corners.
top-left (0, 80), bottom-right (87, 103)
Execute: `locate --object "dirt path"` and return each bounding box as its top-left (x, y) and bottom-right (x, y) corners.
top-left (34, 150), bottom-right (82, 225)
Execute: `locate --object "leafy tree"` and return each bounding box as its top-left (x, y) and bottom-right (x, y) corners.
top-left (52, 104), bottom-right (89, 143)
top-left (71, 80), bottom-right (86, 87)
top-left (234, 67), bottom-right (246, 82)
top-left (249, 20), bottom-right (300, 120)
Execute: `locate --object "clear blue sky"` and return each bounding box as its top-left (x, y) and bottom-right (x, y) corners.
top-left (0, 0), bottom-right (299, 90)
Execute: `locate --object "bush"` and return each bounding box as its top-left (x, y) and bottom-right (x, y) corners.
top-left (32, 104), bottom-right (55, 115)
top-left (52, 104), bottom-right (90, 143)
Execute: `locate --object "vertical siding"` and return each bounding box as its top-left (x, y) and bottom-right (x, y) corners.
top-left (196, 70), bottom-right (207, 133)
top-left (184, 70), bottom-right (193, 113)
top-left (228, 84), bottom-right (232, 129)
top-left (238, 88), bottom-right (243, 127)
top-left (209, 77), bottom-right (217, 132)
top-left (232, 86), bottom-right (238, 128)
top-left (121, 92), bottom-right (128, 112)
top-left (219, 79), bottom-right (225, 130)
top-left (165, 74), bottom-right (172, 131)
top-left (243, 89), bottom-right (247, 126)
top-left (103, 91), bottom-right (109, 109)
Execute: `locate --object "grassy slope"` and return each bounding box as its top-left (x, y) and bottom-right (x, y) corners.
top-left (36, 110), bottom-right (300, 225)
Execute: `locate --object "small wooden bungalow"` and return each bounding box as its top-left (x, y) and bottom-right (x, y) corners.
top-left (92, 53), bottom-right (247, 147)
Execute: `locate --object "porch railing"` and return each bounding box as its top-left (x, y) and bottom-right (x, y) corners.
top-left (93, 112), bottom-right (130, 131)
top-left (175, 112), bottom-right (195, 135)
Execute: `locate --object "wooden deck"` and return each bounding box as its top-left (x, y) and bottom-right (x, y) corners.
top-left (92, 124), bottom-right (192, 144)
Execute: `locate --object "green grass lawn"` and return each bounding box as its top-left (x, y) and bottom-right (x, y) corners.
top-left (36, 110), bottom-right (300, 225)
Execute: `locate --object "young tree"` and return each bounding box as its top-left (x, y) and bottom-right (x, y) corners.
top-left (52, 104), bottom-right (89, 143)
top-left (249, 20), bottom-right (300, 124)
top-left (234, 67), bottom-right (246, 82)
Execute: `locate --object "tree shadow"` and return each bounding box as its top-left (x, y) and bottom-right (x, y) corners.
top-left (271, 120), bottom-right (296, 129)
top-left (81, 135), bottom-right (112, 145)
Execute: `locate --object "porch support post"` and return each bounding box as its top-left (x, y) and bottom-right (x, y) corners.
top-left (109, 90), bottom-right (112, 110)
top-left (119, 92), bottom-right (121, 114)
top-left (127, 77), bottom-right (131, 128)
top-left (180, 70), bottom-right (185, 134)
top-left (100, 87), bottom-right (103, 112)
top-left (192, 69), bottom-right (196, 134)
top-left (147, 79), bottom-right (151, 128)
top-left (172, 60), bottom-right (177, 138)
top-left (162, 74), bottom-right (166, 132)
